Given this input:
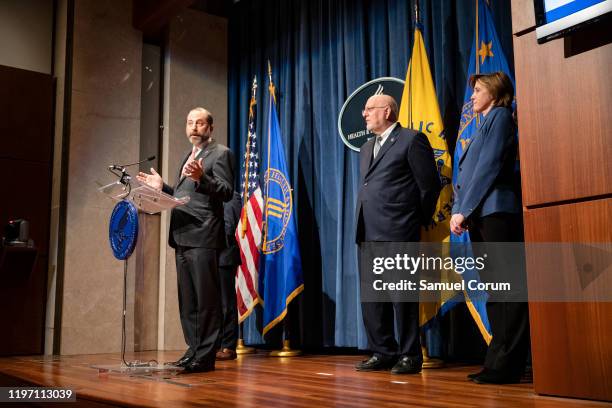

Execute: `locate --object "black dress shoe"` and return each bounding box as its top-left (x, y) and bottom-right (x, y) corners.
top-left (391, 356), bottom-right (422, 374)
top-left (471, 371), bottom-right (521, 384)
top-left (216, 348), bottom-right (237, 361)
top-left (183, 359), bottom-right (215, 373)
top-left (165, 354), bottom-right (194, 368)
top-left (355, 355), bottom-right (395, 371)
top-left (467, 369), bottom-right (486, 380)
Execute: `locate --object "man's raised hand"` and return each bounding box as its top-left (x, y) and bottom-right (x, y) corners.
top-left (137, 167), bottom-right (163, 191)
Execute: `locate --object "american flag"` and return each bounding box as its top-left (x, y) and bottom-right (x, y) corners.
top-left (235, 77), bottom-right (262, 322)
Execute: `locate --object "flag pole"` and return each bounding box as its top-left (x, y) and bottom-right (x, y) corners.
top-left (240, 76), bottom-right (258, 239)
top-left (264, 62), bottom-right (301, 358)
top-left (261, 61), bottom-right (274, 254)
top-left (269, 315), bottom-right (302, 357)
top-left (475, 0), bottom-right (481, 126)
top-left (236, 76), bottom-right (259, 355)
top-left (236, 320), bottom-right (256, 355)
top-left (411, 0), bottom-right (444, 369)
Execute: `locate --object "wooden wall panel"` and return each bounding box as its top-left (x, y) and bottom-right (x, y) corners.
top-left (524, 200), bottom-right (612, 401)
top-left (0, 65), bottom-right (54, 163)
top-left (134, 213), bottom-right (160, 351)
top-left (524, 199), bottom-right (611, 243)
top-left (514, 30), bottom-right (612, 207)
top-left (528, 301), bottom-right (611, 401)
top-left (513, 0), bottom-right (612, 400)
top-left (0, 65), bottom-right (53, 355)
top-left (511, 0), bottom-right (535, 34)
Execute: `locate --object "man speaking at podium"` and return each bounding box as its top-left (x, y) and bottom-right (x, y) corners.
top-left (138, 107), bottom-right (234, 373)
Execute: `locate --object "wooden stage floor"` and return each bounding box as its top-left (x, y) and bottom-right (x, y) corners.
top-left (0, 351), bottom-right (608, 407)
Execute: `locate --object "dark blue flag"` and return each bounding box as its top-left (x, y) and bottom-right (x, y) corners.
top-left (259, 71), bottom-right (304, 335)
top-left (451, 0), bottom-right (516, 344)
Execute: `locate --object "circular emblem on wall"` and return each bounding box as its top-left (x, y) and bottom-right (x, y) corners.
top-left (262, 168), bottom-right (292, 255)
top-left (109, 200), bottom-right (139, 260)
top-left (337, 77), bottom-right (405, 151)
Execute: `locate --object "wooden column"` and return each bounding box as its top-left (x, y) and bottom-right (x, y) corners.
top-left (511, 0), bottom-right (612, 401)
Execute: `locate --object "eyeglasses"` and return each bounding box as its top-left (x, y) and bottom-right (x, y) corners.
top-left (362, 106), bottom-right (387, 115)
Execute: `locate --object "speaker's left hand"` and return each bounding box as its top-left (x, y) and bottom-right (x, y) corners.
top-left (183, 158), bottom-right (203, 182)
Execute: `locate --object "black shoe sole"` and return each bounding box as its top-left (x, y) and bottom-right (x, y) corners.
top-left (355, 367), bottom-right (391, 372)
top-left (390, 369), bottom-right (421, 374)
top-left (167, 360), bottom-right (193, 368)
top-left (182, 365), bottom-right (215, 373)
top-left (471, 375), bottom-right (521, 384)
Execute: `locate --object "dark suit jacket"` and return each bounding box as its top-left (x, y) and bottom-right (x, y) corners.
top-left (452, 106), bottom-right (520, 220)
top-left (355, 125), bottom-right (441, 243)
top-left (219, 191), bottom-right (242, 267)
top-left (163, 140), bottom-right (235, 249)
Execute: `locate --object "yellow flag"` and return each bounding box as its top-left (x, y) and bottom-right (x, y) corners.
top-left (398, 28), bottom-right (452, 244)
top-left (399, 28), bottom-right (455, 329)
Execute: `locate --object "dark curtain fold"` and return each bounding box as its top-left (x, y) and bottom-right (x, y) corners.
top-left (228, 0), bottom-right (514, 352)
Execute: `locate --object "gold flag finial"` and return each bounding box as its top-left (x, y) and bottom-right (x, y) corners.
top-left (241, 75), bottom-right (259, 238)
top-left (267, 60), bottom-right (276, 104)
top-left (249, 76), bottom-right (258, 116)
top-left (267, 60), bottom-right (272, 83)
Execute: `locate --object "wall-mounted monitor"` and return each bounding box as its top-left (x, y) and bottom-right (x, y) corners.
top-left (534, 0), bottom-right (612, 43)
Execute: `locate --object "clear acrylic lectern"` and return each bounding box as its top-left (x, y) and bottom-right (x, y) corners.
top-left (95, 176), bottom-right (189, 375)
top-left (98, 178), bottom-right (190, 214)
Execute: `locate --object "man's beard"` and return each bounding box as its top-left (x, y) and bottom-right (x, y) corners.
top-left (189, 133), bottom-right (210, 145)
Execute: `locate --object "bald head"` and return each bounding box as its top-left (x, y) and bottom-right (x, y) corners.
top-left (368, 95), bottom-right (398, 117)
top-left (363, 94), bottom-right (399, 134)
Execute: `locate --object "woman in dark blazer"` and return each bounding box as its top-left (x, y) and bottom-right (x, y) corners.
top-left (451, 72), bottom-right (529, 384)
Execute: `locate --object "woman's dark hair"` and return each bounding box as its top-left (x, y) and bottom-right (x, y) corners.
top-left (469, 71), bottom-right (514, 108)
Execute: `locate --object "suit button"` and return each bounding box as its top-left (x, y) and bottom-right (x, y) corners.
top-left (457, 185), bottom-right (461, 189)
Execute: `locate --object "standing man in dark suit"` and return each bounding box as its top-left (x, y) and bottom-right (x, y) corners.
top-left (137, 107), bottom-right (234, 373)
top-left (216, 191), bottom-right (242, 361)
top-left (355, 94), bottom-right (441, 374)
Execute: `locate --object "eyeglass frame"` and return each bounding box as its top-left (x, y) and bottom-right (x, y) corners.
top-left (361, 106), bottom-right (388, 115)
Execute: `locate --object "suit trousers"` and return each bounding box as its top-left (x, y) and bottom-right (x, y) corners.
top-left (359, 244), bottom-right (422, 361)
top-left (175, 246), bottom-right (222, 363)
top-left (469, 213), bottom-right (530, 377)
top-left (218, 264), bottom-right (239, 350)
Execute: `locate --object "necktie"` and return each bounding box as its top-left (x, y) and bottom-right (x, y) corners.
top-left (182, 146), bottom-right (198, 175)
top-left (373, 136), bottom-right (382, 158)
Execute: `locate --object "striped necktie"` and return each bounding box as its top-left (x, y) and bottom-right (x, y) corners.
top-left (182, 146), bottom-right (198, 175)
top-left (373, 136), bottom-right (382, 158)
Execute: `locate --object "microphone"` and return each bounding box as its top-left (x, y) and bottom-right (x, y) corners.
top-left (109, 156), bottom-right (156, 171)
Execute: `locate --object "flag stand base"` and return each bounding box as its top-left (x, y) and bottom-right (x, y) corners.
top-left (236, 339), bottom-right (256, 355)
top-left (421, 346), bottom-right (444, 368)
top-left (423, 358), bottom-right (445, 369)
top-left (269, 340), bottom-right (302, 357)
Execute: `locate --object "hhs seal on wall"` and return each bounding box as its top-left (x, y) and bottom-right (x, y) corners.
top-left (337, 77), bottom-right (405, 151)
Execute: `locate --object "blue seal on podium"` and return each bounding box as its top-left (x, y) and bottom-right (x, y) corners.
top-left (109, 200), bottom-right (139, 260)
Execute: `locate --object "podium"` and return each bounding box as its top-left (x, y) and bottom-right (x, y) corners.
top-left (98, 179), bottom-right (189, 214)
top-left (95, 177), bottom-right (188, 374)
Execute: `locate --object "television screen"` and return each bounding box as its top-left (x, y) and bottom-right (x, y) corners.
top-left (534, 0), bottom-right (612, 43)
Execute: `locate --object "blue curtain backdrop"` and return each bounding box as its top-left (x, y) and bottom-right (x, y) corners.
top-left (227, 0), bottom-right (514, 351)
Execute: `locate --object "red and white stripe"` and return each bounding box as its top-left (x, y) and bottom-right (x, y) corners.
top-left (235, 187), bottom-right (263, 322)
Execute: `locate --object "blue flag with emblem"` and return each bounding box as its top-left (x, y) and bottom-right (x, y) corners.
top-left (451, 0), bottom-right (516, 344)
top-left (259, 67), bottom-right (304, 336)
